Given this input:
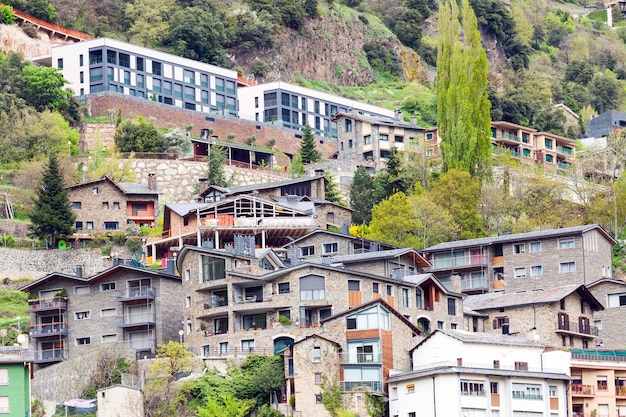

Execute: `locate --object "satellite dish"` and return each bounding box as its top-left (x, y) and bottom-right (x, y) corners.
top-left (17, 334), bottom-right (26, 344)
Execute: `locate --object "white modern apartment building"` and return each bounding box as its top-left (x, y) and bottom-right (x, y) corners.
top-left (237, 81), bottom-right (395, 138)
top-left (46, 38), bottom-right (239, 116)
top-left (388, 330), bottom-right (571, 417)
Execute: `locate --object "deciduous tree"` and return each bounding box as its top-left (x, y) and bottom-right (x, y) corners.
top-left (114, 117), bottom-right (162, 153)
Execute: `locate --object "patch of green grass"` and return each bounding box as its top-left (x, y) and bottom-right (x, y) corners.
top-left (587, 9), bottom-right (607, 22)
top-left (82, 116), bottom-right (115, 123)
top-left (332, 2), bottom-right (359, 22)
top-left (0, 290), bottom-right (29, 328)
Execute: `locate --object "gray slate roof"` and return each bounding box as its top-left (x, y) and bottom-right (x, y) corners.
top-left (308, 248), bottom-right (418, 264)
top-left (463, 285), bottom-right (583, 311)
top-left (334, 112), bottom-right (426, 130)
top-left (118, 181), bottom-right (161, 195)
top-left (423, 224), bottom-right (613, 252)
top-left (166, 203), bottom-right (211, 216)
top-left (436, 329), bottom-right (546, 348)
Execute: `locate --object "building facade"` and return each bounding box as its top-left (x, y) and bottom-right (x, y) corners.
top-left (67, 174), bottom-right (161, 235)
top-left (388, 330), bottom-right (571, 417)
top-left (47, 38), bottom-right (239, 115)
top-left (587, 278), bottom-right (626, 349)
top-left (0, 347), bottom-right (32, 417)
top-left (237, 81), bottom-right (395, 138)
top-left (20, 265), bottom-right (182, 366)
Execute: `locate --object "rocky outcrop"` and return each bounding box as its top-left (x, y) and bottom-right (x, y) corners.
top-left (0, 23), bottom-right (71, 60)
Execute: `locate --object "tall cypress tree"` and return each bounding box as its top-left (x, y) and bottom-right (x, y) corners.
top-left (207, 144), bottom-right (228, 187)
top-left (29, 153), bottom-right (75, 247)
top-left (300, 124), bottom-right (321, 164)
top-left (436, 0), bottom-right (491, 179)
top-left (350, 166), bottom-right (376, 225)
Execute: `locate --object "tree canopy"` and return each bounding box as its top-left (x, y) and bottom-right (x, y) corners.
top-left (300, 125), bottom-right (322, 164)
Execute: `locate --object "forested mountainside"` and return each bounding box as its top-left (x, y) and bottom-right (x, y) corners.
top-left (3, 0), bottom-right (626, 134)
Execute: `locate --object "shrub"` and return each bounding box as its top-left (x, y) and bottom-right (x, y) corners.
top-left (21, 22), bottom-right (38, 38)
top-left (125, 237), bottom-right (143, 253)
top-left (246, 135), bottom-right (256, 145)
top-left (0, 5), bottom-right (16, 24)
top-left (251, 58), bottom-right (269, 78)
top-left (268, 138), bottom-right (276, 146)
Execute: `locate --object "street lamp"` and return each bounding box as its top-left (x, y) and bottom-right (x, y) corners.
top-left (67, 141), bottom-right (71, 156)
top-left (178, 329), bottom-right (184, 344)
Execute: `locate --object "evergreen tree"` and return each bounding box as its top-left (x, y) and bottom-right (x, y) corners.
top-left (324, 170), bottom-right (344, 205)
top-left (300, 125), bottom-right (321, 164)
top-left (289, 154), bottom-right (304, 179)
top-left (436, 0), bottom-right (491, 179)
top-left (350, 166), bottom-right (376, 225)
top-left (29, 153), bottom-right (75, 247)
top-left (207, 145), bottom-right (228, 187)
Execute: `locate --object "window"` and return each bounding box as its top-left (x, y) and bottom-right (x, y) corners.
top-left (460, 380), bottom-right (485, 396)
top-left (512, 383), bottom-right (542, 399)
top-left (112, 202), bottom-right (120, 210)
top-left (451, 323), bottom-right (457, 329)
top-left (346, 119), bottom-right (352, 132)
top-left (530, 242), bottom-right (541, 253)
top-left (183, 69), bottom-right (195, 84)
top-left (560, 262), bottom-right (576, 273)
top-left (313, 346), bottom-right (321, 361)
top-left (448, 298), bottom-right (456, 315)
top-left (102, 202), bottom-right (109, 210)
top-left (119, 53), bottom-right (130, 68)
top-left (279, 309), bottom-right (291, 320)
top-left (219, 342), bottom-right (229, 354)
top-left (278, 283), bottom-right (290, 294)
top-left (152, 61), bottom-right (162, 76)
top-left (490, 382), bottom-right (498, 393)
top-left (364, 135), bottom-right (372, 144)
top-left (201, 256), bottom-right (226, 282)
top-left (513, 243), bottom-right (525, 254)
top-left (395, 135), bottom-right (403, 143)
top-left (75, 311), bottom-right (90, 320)
top-left (493, 316), bottom-right (509, 329)
top-left (597, 376), bottom-right (608, 390)
top-left (514, 361), bottom-right (529, 371)
top-left (372, 282), bottom-right (379, 294)
top-left (531, 265), bottom-right (543, 277)
top-left (386, 285), bottom-right (393, 296)
top-left (348, 280), bottom-right (360, 291)
top-left (493, 360), bottom-right (500, 369)
top-left (100, 283), bottom-right (116, 292)
top-left (74, 285), bottom-right (90, 295)
top-left (104, 222), bottom-right (119, 230)
top-left (402, 288), bottom-right (410, 307)
top-left (102, 334), bottom-right (116, 343)
top-left (101, 308), bottom-right (116, 317)
top-left (79, 54), bottom-right (84, 67)
top-left (406, 383), bottom-right (415, 394)
top-left (300, 275), bottom-right (325, 300)
top-left (549, 386), bottom-right (557, 397)
top-left (301, 246), bottom-right (315, 256)
top-left (135, 57), bottom-right (144, 71)
top-left (79, 71), bottom-right (84, 83)
top-left (92, 187), bottom-right (99, 194)
top-left (514, 267), bottom-right (526, 279)
top-left (185, 296), bottom-right (191, 308)
top-left (0, 396), bottom-right (8, 413)
top-left (595, 319), bottom-right (603, 330)
top-left (241, 339), bottom-right (254, 351)
top-left (323, 243), bottom-right (338, 254)
top-left (72, 202), bottom-right (81, 209)
top-left (0, 369), bottom-right (7, 385)
top-left (76, 337), bottom-right (91, 345)
top-left (315, 394), bottom-right (323, 404)
top-left (380, 134), bottom-right (388, 141)
top-left (346, 305), bottom-right (390, 330)
top-left (415, 288), bottom-right (423, 309)
top-left (437, 321), bottom-right (444, 329)
top-left (106, 50), bottom-right (116, 64)
top-left (559, 238), bottom-right (575, 249)
top-left (315, 373), bottom-right (322, 384)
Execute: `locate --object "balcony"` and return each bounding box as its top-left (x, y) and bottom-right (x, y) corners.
top-left (512, 392), bottom-right (543, 400)
top-left (29, 322), bottom-right (68, 338)
top-left (29, 298), bottom-right (67, 312)
top-left (127, 338), bottom-right (154, 350)
top-left (617, 386), bottom-right (626, 396)
top-left (115, 287), bottom-right (155, 301)
top-left (570, 384), bottom-right (595, 396)
top-left (494, 132), bottom-right (520, 143)
top-left (461, 277), bottom-right (488, 292)
top-left (556, 320), bottom-right (598, 336)
top-left (341, 381), bottom-right (382, 392)
top-left (34, 348), bottom-right (64, 364)
top-left (427, 254), bottom-right (487, 272)
top-left (556, 146), bottom-right (573, 156)
top-left (117, 312), bottom-right (156, 328)
top-left (340, 353), bottom-right (382, 364)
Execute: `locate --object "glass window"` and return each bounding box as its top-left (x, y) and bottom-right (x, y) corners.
top-left (136, 57), bottom-right (144, 71)
top-left (278, 283), bottom-right (290, 294)
top-left (152, 61), bottom-right (162, 76)
top-left (100, 282), bottom-right (116, 291)
top-left (324, 243), bottom-right (338, 253)
top-left (119, 53), bottom-right (130, 68)
top-left (513, 243), bottom-right (525, 254)
top-left (226, 80), bottom-right (236, 94)
top-left (460, 380), bottom-right (485, 396)
top-left (202, 256), bottom-right (226, 282)
top-left (174, 83), bottom-right (183, 98)
top-left (89, 50), bottom-right (103, 65)
top-left (348, 280), bottom-right (360, 291)
top-left (315, 373), bottom-right (322, 384)
top-left (531, 265), bottom-right (543, 276)
top-left (184, 69), bottom-right (194, 84)
top-left (104, 222), bottom-right (118, 230)
top-left (313, 346), bottom-right (321, 361)
top-left (301, 246), bottom-right (315, 256)
top-left (447, 298), bottom-right (456, 315)
top-left (380, 134), bottom-right (388, 141)
top-left (300, 275), bottom-right (325, 300)
top-left (153, 79), bottom-right (162, 93)
top-left (559, 238), bottom-right (575, 249)
top-left (75, 221), bottom-right (83, 229)
top-left (162, 81), bottom-right (172, 95)
top-left (364, 135), bottom-right (372, 144)
top-left (201, 90), bottom-right (209, 104)
top-left (402, 288), bottom-right (409, 307)
top-left (90, 67), bottom-right (103, 82)
top-left (136, 74), bottom-right (144, 88)
top-left (560, 262), bottom-right (576, 273)
top-left (241, 339), bottom-right (254, 351)
top-left (530, 241), bottom-right (541, 252)
top-left (57, 58), bottom-right (63, 69)
top-left (184, 86), bottom-right (195, 100)
top-left (200, 73), bottom-right (208, 87)
top-left (215, 78), bottom-right (225, 92)
top-left (75, 311), bottom-right (90, 320)
top-left (106, 50), bottom-right (116, 64)
top-left (514, 267), bottom-right (526, 279)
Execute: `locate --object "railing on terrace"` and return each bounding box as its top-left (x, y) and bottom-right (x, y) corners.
top-left (616, 386), bottom-right (626, 396)
top-left (429, 254), bottom-right (487, 270)
top-left (571, 351), bottom-right (626, 362)
top-left (495, 132), bottom-right (520, 142)
top-left (341, 381), bottom-right (382, 392)
top-left (115, 286), bottom-right (155, 300)
top-left (410, 360), bottom-right (566, 374)
top-left (29, 322), bottom-right (68, 337)
top-left (28, 298), bottom-right (67, 311)
top-left (557, 162), bottom-right (572, 170)
top-left (556, 320), bottom-right (598, 336)
top-left (117, 312), bottom-right (156, 327)
top-left (128, 338), bottom-right (155, 350)
top-left (198, 346), bottom-right (277, 357)
top-left (512, 392), bottom-right (543, 400)
top-left (556, 146), bottom-right (573, 156)
top-left (461, 278), bottom-right (489, 291)
top-left (339, 353), bottom-right (382, 364)
top-left (570, 384), bottom-right (595, 395)
top-left (33, 348), bottom-right (64, 362)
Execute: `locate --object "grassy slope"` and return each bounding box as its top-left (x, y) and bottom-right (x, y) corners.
top-left (0, 289), bottom-right (29, 332)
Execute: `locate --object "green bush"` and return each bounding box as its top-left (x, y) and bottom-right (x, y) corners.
top-left (125, 237), bottom-right (143, 253)
top-left (0, 5), bottom-right (16, 24)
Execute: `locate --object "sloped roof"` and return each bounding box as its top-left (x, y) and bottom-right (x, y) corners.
top-left (463, 285), bottom-right (604, 311)
top-left (165, 203), bottom-right (211, 217)
top-left (282, 228), bottom-right (400, 250)
top-left (586, 276), bottom-right (626, 289)
top-left (333, 112), bottom-right (426, 130)
top-left (308, 247), bottom-right (430, 268)
top-left (423, 224), bottom-right (616, 252)
top-left (66, 175), bottom-right (160, 195)
top-left (412, 329), bottom-right (546, 353)
top-left (199, 175), bottom-right (326, 198)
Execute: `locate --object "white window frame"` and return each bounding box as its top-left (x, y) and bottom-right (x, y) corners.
top-left (530, 241), bottom-right (541, 253)
top-left (559, 238), bottom-right (575, 249)
top-left (514, 267), bottom-right (526, 279)
top-left (513, 243), bottom-right (525, 254)
top-left (73, 285), bottom-right (90, 295)
top-left (100, 307), bottom-right (117, 317)
top-left (560, 261), bottom-right (576, 273)
top-left (531, 265), bottom-right (543, 277)
top-left (75, 311), bottom-right (91, 320)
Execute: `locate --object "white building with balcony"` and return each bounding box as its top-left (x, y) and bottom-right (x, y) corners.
top-left (388, 330), bottom-right (571, 417)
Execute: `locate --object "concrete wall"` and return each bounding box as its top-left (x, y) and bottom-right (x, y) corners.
top-left (0, 248), bottom-right (109, 280)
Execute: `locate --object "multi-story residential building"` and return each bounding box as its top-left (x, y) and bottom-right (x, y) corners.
top-left (587, 277), bottom-right (626, 349)
top-left (67, 174), bottom-right (161, 235)
top-left (46, 38), bottom-right (239, 115)
top-left (463, 285), bottom-right (604, 349)
top-left (0, 346), bottom-right (33, 417)
top-left (585, 109), bottom-right (626, 139)
top-left (333, 111), bottom-right (426, 172)
top-left (425, 121), bottom-right (577, 171)
top-left (20, 265), bottom-right (182, 366)
top-left (175, 244), bottom-right (463, 359)
top-left (237, 81), bottom-right (395, 138)
top-left (387, 330), bottom-right (571, 417)
top-left (282, 299), bottom-right (422, 417)
top-left (569, 348), bottom-right (626, 417)
top-left (422, 224), bottom-right (616, 294)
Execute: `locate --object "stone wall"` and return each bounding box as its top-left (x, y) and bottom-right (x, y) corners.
top-left (0, 248), bottom-right (109, 281)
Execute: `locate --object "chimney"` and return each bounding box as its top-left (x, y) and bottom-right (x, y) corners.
top-left (450, 273), bottom-right (462, 293)
top-left (394, 110), bottom-right (403, 120)
top-left (410, 116), bottom-right (417, 125)
top-left (198, 178), bottom-right (209, 193)
top-left (148, 173), bottom-right (157, 191)
top-left (314, 169), bottom-right (325, 177)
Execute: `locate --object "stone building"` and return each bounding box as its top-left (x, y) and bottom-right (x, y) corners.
top-left (67, 174), bottom-right (161, 235)
top-left (422, 224), bottom-right (616, 294)
top-left (463, 285), bottom-right (604, 349)
top-left (20, 265), bottom-right (182, 366)
top-left (586, 277), bottom-right (626, 349)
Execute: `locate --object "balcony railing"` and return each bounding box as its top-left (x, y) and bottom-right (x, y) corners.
top-left (340, 381), bottom-right (382, 392)
top-left (494, 132), bottom-right (520, 142)
top-left (616, 386), bottom-right (626, 396)
top-left (461, 278), bottom-right (488, 291)
top-left (556, 320), bottom-right (598, 336)
top-left (512, 392), bottom-right (543, 400)
top-left (429, 254), bottom-right (487, 270)
top-left (28, 298), bottom-right (67, 312)
top-left (570, 384), bottom-right (595, 395)
top-left (127, 338), bottom-right (154, 350)
top-left (117, 312), bottom-right (156, 327)
top-left (556, 146), bottom-right (573, 156)
top-left (29, 322), bottom-right (68, 337)
top-left (115, 286), bottom-right (155, 301)
top-left (339, 353), bottom-right (382, 364)
top-left (198, 346), bottom-right (277, 357)
top-left (34, 348), bottom-right (64, 363)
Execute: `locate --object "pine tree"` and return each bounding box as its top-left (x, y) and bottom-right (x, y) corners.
top-left (436, 0), bottom-right (491, 179)
top-left (207, 145), bottom-right (228, 187)
top-left (350, 166), bottom-right (376, 225)
top-left (324, 170), bottom-right (344, 205)
top-left (29, 153), bottom-right (75, 247)
top-left (300, 125), bottom-right (321, 164)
